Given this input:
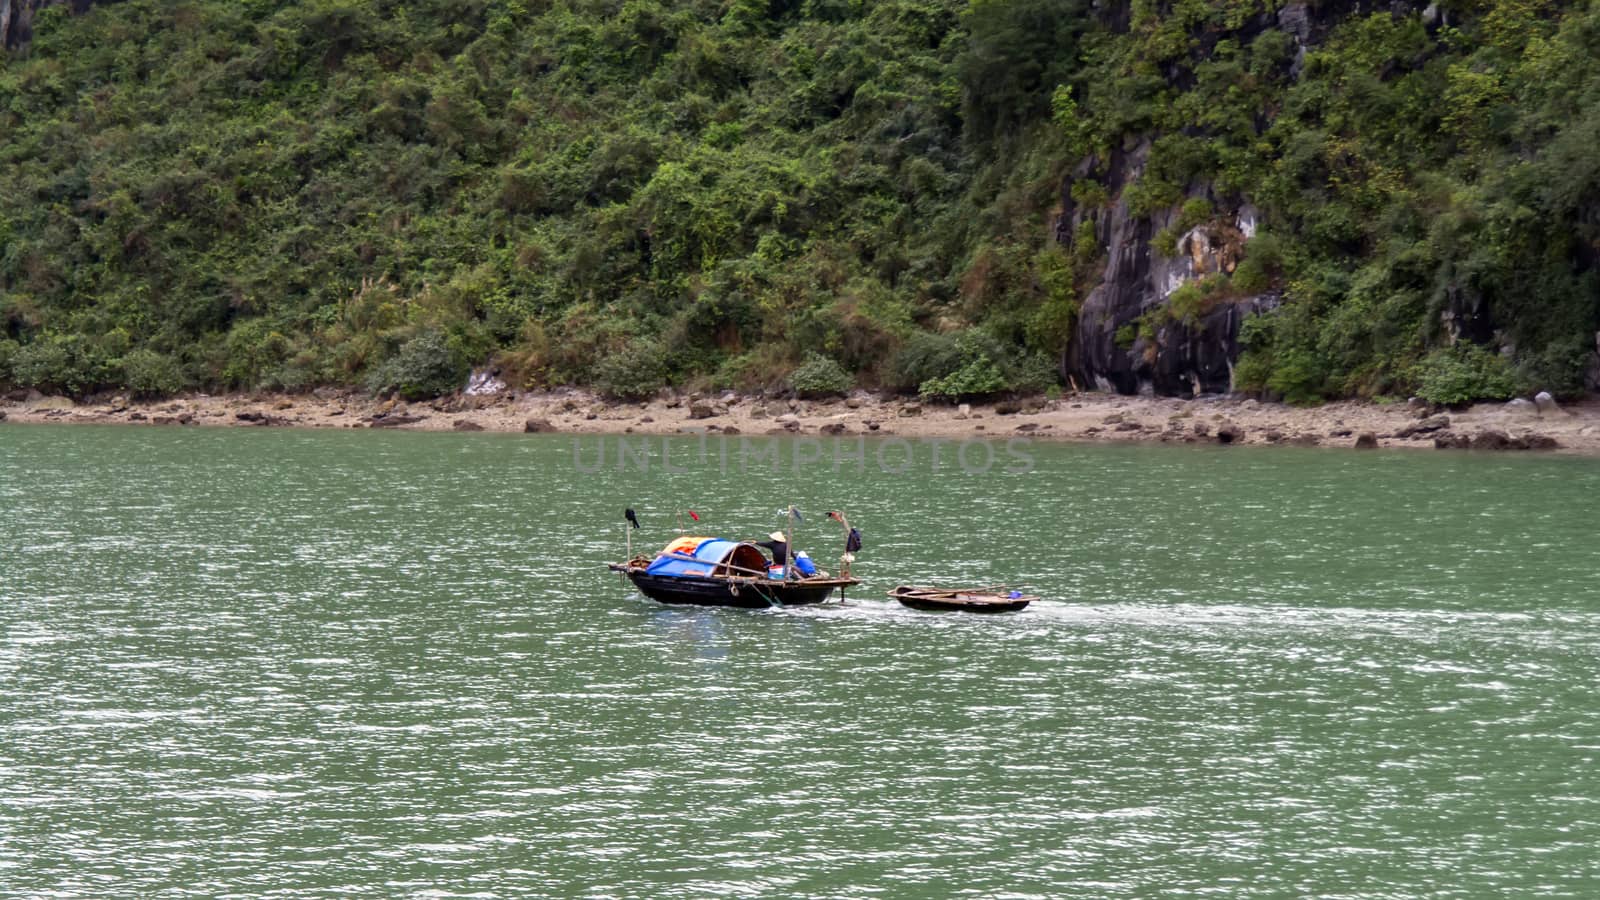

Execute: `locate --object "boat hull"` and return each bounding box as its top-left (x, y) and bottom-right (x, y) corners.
top-left (888, 585), bottom-right (1035, 613)
top-left (619, 569), bottom-right (847, 608)
top-left (895, 595), bottom-right (1031, 613)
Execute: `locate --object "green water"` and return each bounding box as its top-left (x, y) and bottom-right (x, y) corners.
top-left (3, 425), bottom-right (1599, 897)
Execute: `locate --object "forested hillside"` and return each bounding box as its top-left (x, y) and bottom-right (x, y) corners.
top-left (1, 0), bottom-right (1597, 403)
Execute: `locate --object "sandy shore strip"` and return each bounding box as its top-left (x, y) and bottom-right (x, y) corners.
top-left (4, 387), bottom-right (1599, 454)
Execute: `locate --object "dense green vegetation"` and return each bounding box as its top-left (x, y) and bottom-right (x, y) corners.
top-left (0, 0), bottom-right (1596, 402)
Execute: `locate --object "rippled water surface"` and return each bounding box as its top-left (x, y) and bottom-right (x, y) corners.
top-left (4, 425), bottom-right (1600, 896)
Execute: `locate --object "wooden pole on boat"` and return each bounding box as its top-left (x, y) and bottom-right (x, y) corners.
top-left (828, 511), bottom-right (852, 577)
top-left (624, 508), bottom-right (640, 562)
top-left (784, 506), bottom-right (795, 584)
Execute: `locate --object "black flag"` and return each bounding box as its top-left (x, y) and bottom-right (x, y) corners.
top-left (625, 508), bottom-right (640, 529)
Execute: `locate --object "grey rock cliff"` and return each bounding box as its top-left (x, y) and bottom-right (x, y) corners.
top-left (1057, 141), bottom-right (1278, 397)
top-left (1058, 0), bottom-right (1406, 398)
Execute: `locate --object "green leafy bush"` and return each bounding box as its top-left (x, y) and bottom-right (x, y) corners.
top-left (1153, 198), bottom-right (1216, 257)
top-left (10, 340), bottom-right (85, 394)
top-left (915, 330), bottom-right (1051, 401)
top-left (364, 331), bottom-right (472, 400)
top-left (788, 353), bottom-right (853, 398)
top-left (1002, 352), bottom-right (1060, 395)
top-left (222, 321), bottom-right (292, 391)
top-left (1410, 344), bottom-right (1519, 406)
top-left (887, 332), bottom-right (965, 394)
top-left (0, 339), bottom-right (18, 386)
top-left (1512, 335), bottom-right (1592, 399)
top-left (1266, 350), bottom-right (1327, 406)
top-left (1166, 282), bottom-right (1208, 325)
top-left (1230, 256), bottom-right (1271, 295)
top-left (919, 356), bottom-right (1007, 402)
top-left (593, 342), bottom-right (668, 401)
top-left (1232, 351), bottom-right (1273, 394)
top-left (1114, 324), bottom-right (1138, 351)
top-left (120, 350), bottom-right (187, 399)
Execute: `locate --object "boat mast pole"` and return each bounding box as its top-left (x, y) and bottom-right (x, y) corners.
top-left (784, 506), bottom-right (795, 584)
top-left (832, 511), bottom-right (851, 577)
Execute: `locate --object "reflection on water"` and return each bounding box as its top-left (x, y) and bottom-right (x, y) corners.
top-left (2, 425), bottom-right (1599, 896)
top-left (648, 606), bottom-right (732, 666)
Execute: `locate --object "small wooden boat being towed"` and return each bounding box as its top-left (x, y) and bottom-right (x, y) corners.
top-left (889, 585), bottom-right (1038, 613)
top-left (610, 536), bottom-right (859, 609)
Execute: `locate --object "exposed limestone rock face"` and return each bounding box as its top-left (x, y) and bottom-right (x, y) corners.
top-left (1058, 0), bottom-right (1436, 399)
top-left (1058, 140), bottom-right (1279, 397)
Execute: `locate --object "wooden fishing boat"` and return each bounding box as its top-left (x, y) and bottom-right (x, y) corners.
top-left (610, 536), bottom-right (858, 609)
top-left (889, 584), bottom-right (1037, 613)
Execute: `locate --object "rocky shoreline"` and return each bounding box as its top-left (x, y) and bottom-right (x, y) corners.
top-left (3, 387), bottom-right (1598, 455)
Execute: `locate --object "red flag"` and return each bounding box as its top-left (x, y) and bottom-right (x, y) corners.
top-left (688, 510), bottom-right (699, 521)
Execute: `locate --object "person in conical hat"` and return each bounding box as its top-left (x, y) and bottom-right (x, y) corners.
top-left (755, 531), bottom-right (790, 566)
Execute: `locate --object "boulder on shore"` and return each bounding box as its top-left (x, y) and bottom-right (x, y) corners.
top-left (1504, 398), bottom-right (1537, 417)
top-left (1471, 429), bottom-right (1513, 450)
top-left (370, 414), bottom-right (425, 428)
top-left (688, 401), bottom-right (716, 419)
top-left (1396, 414), bottom-right (1451, 438)
top-left (1533, 391), bottom-right (1561, 416)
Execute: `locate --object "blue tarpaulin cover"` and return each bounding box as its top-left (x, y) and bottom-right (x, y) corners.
top-left (645, 539), bottom-right (740, 577)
